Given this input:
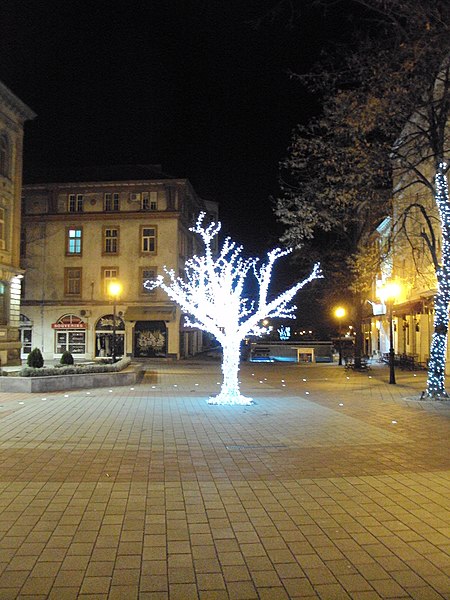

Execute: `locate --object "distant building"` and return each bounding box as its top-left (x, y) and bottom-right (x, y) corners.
top-left (0, 81), bottom-right (35, 365)
top-left (21, 165), bottom-right (218, 361)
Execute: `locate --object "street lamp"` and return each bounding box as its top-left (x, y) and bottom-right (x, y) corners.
top-left (108, 281), bottom-right (122, 363)
top-left (379, 281), bottom-right (401, 384)
top-left (334, 306), bottom-right (346, 366)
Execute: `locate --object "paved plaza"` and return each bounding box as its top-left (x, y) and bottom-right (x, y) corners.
top-left (0, 359), bottom-right (449, 599)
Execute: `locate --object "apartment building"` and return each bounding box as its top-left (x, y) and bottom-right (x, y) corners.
top-left (21, 165), bottom-right (218, 361)
top-left (0, 81), bottom-right (35, 365)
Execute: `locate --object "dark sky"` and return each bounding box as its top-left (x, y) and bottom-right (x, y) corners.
top-left (0, 0), bottom-right (363, 256)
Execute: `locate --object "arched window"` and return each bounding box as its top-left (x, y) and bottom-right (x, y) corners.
top-left (52, 314), bottom-right (86, 355)
top-left (95, 314), bottom-right (125, 358)
top-left (0, 135), bottom-right (9, 177)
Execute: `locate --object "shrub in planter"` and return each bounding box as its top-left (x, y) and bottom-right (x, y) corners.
top-left (27, 347), bottom-right (44, 368)
top-left (60, 351), bottom-right (74, 365)
top-left (20, 356), bottom-right (132, 377)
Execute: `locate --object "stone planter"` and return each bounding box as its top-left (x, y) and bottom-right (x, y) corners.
top-left (0, 366), bottom-right (144, 393)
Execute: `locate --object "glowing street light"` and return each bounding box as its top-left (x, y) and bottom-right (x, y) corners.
top-left (334, 306), bottom-right (346, 366)
top-left (108, 280), bottom-right (122, 363)
top-left (378, 281), bottom-right (401, 384)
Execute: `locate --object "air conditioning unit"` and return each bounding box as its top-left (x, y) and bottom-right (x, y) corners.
top-left (130, 193), bottom-right (141, 202)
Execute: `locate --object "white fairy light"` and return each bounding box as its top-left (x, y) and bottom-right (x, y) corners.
top-left (146, 212), bottom-right (322, 405)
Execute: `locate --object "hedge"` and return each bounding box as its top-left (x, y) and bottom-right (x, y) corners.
top-left (19, 357), bottom-right (132, 377)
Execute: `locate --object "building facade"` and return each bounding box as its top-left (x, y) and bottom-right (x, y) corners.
top-left (21, 165), bottom-right (218, 361)
top-left (365, 211), bottom-right (436, 367)
top-left (0, 81), bottom-right (35, 365)
top-left (366, 172), bottom-right (444, 369)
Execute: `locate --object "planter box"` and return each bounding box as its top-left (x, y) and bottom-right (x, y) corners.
top-left (0, 366), bottom-right (144, 393)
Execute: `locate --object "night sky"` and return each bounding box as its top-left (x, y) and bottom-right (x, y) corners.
top-left (0, 1), bottom-right (364, 252)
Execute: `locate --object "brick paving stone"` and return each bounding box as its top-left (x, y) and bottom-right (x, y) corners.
top-left (313, 582), bottom-right (352, 599)
top-left (47, 589), bottom-right (80, 600)
top-left (0, 360), bottom-right (449, 599)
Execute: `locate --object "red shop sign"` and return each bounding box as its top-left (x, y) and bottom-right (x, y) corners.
top-left (52, 323), bottom-right (86, 329)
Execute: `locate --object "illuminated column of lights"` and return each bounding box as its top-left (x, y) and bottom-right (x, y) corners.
top-left (427, 163), bottom-right (450, 397)
top-left (145, 212), bottom-right (322, 405)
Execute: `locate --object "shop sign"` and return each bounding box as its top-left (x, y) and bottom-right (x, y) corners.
top-left (52, 323), bottom-right (86, 329)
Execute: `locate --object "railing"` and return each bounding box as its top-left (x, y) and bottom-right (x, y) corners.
top-left (381, 352), bottom-right (427, 370)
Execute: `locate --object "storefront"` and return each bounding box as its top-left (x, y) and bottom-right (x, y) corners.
top-left (134, 320), bottom-right (167, 357)
top-left (95, 314), bottom-right (125, 358)
top-left (52, 314), bottom-right (87, 356)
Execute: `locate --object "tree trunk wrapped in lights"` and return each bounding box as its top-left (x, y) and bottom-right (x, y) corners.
top-left (426, 164), bottom-right (450, 399)
top-left (146, 213), bottom-right (322, 405)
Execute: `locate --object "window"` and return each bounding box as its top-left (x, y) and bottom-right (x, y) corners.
top-left (141, 268), bottom-right (156, 294)
top-left (66, 228), bottom-right (82, 255)
top-left (142, 191), bottom-right (158, 211)
top-left (102, 267), bottom-right (119, 296)
top-left (68, 194), bottom-right (84, 212)
top-left (54, 315), bottom-right (86, 355)
top-left (179, 230), bottom-right (187, 258)
top-left (0, 207), bottom-right (5, 250)
top-left (0, 135), bottom-right (9, 177)
top-left (141, 226), bottom-right (157, 253)
top-left (104, 192), bottom-right (119, 211)
top-left (95, 315), bottom-right (125, 358)
top-left (0, 282), bottom-right (6, 324)
top-left (103, 227), bottom-right (119, 254)
top-left (65, 268), bottom-right (82, 296)
top-left (20, 228), bottom-right (26, 257)
top-left (20, 314), bottom-right (32, 355)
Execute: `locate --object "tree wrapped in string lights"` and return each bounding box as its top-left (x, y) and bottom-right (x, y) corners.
top-left (146, 213), bottom-right (321, 405)
top-left (425, 163), bottom-right (450, 398)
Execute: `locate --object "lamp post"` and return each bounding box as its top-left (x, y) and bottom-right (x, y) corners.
top-left (334, 307), bottom-right (346, 366)
top-left (379, 281), bottom-right (401, 385)
top-left (108, 281), bottom-right (122, 363)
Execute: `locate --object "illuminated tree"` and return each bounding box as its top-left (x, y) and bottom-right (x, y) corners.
top-left (146, 213), bottom-right (321, 405)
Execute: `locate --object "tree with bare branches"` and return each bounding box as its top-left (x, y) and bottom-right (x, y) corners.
top-left (275, 0), bottom-right (449, 393)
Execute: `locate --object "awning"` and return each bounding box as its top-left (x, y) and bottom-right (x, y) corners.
top-left (393, 299), bottom-right (427, 317)
top-left (123, 306), bottom-right (176, 322)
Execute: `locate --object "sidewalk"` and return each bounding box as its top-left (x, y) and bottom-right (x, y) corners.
top-left (0, 360), bottom-right (448, 599)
